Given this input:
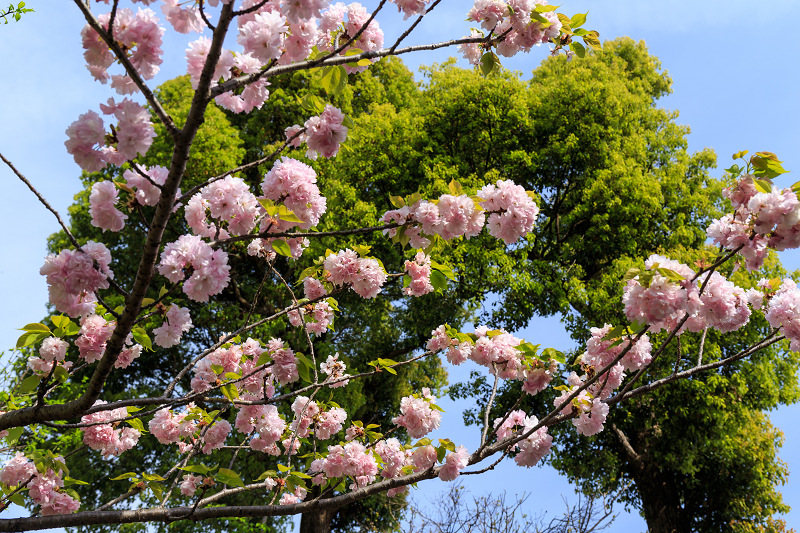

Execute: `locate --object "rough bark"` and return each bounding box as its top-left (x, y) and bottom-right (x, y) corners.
top-left (299, 509), bottom-right (337, 533)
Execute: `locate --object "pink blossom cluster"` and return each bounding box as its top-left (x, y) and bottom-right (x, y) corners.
top-left (202, 420), bottom-right (232, 454)
top-left (287, 300), bottom-right (335, 335)
top-left (320, 353), bottom-right (350, 388)
top-left (186, 36), bottom-right (271, 113)
top-left (81, 8), bottom-right (164, 94)
top-left (585, 324), bottom-right (652, 373)
top-left (266, 337), bottom-right (301, 384)
top-left (323, 249), bottom-right (388, 298)
top-left (687, 272), bottom-right (751, 333)
top-left (148, 406), bottom-right (199, 449)
top-left (389, 0), bottom-right (431, 19)
top-left (521, 359), bottom-right (558, 395)
top-left (403, 251), bottom-right (434, 297)
top-left (303, 276), bottom-right (329, 300)
top-left (235, 404), bottom-right (287, 454)
top-left (427, 325), bottom-right (526, 379)
top-left (311, 441), bottom-right (379, 489)
top-left (374, 437), bottom-right (406, 478)
top-left (438, 445), bottom-right (469, 481)
top-left (622, 255), bottom-right (699, 333)
top-left (764, 278), bottom-right (800, 351)
top-left (0, 454), bottom-right (80, 515)
top-left (392, 387), bottom-right (441, 439)
top-left (161, 0), bottom-right (204, 34)
top-left (180, 474), bottom-right (203, 497)
top-left (191, 343), bottom-right (246, 393)
top-left (158, 235), bottom-right (231, 302)
top-left (318, 3), bottom-right (384, 73)
top-left (186, 177), bottom-right (262, 239)
top-left (262, 157), bottom-right (327, 229)
top-left (75, 314), bottom-right (115, 363)
top-left (463, 0), bottom-right (561, 62)
top-left (289, 396), bottom-right (347, 441)
top-left (554, 372), bottom-right (609, 436)
top-left (40, 242), bottom-right (113, 317)
top-left (80, 401), bottom-right (141, 457)
top-left (708, 175), bottom-right (800, 270)
top-left (153, 305), bottom-right (193, 348)
top-left (285, 104), bottom-right (349, 159)
top-left (123, 165), bottom-right (169, 206)
top-left (623, 254), bottom-right (754, 335)
top-left (89, 181), bottom-right (127, 232)
top-left (28, 337), bottom-right (71, 375)
top-left (511, 416), bottom-right (553, 467)
top-left (65, 98), bottom-right (155, 172)
top-left (477, 180), bottom-right (540, 244)
top-left (279, 485), bottom-right (308, 505)
top-left (382, 180), bottom-right (539, 248)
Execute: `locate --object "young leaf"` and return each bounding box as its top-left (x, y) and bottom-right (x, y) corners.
top-left (18, 375), bottom-right (41, 395)
top-left (480, 52), bottom-right (496, 77)
top-left (214, 468), bottom-right (245, 488)
top-left (271, 239), bottom-right (293, 257)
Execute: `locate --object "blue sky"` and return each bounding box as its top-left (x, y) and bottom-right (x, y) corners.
top-left (1, 1), bottom-right (799, 530)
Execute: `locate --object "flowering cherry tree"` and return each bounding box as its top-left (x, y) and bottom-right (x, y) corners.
top-left (0, 0), bottom-right (795, 530)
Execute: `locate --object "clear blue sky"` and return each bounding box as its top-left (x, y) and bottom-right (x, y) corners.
top-left (1, 2), bottom-right (799, 530)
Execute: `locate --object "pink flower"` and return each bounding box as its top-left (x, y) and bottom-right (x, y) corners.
top-left (90, 181), bottom-right (128, 232)
top-left (304, 105), bottom-right (348, 159)
top-left (161, 0), bottom-right (204, 33)
top-left (438, 445), bottom-right (469, 481)
top-left (392, 388), bottom-right (441, 439)
top-left (153, 305), bottom-right (193, 348)
top-left (403, 251), bottom-right (434, 297)
top-left (0, 453), bottom-right (37, 487)
top-left (237, 11), bottom-right (287, 64)
top-left (124, 165), bottom-right (168, 206)
top-left (64, 110), bottom-right (106, 171)
top-left (180, 474), bottom-right (203, 496)
top-left (202, 420), bottom-right (232, 454)
top-left (76, 314), bottom-right (115, 363)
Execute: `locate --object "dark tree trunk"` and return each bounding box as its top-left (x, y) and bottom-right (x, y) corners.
top-left (611, 424), bottom-right (689, 533)
top-left (299, 508), bottom-right (337, 533)
top-left (631, 468), bottom-right (690, 533)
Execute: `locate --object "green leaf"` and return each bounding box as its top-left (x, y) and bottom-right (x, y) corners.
top-left (277, 205), bottom-right (306, 224)
top-left (53, 365), bottom-right (69, 383)
top-left (180, 464), bottom-right (215, 475)
top-left (132, 326), bottom-right (153, 352)
top-left (430, 260), bottom-right (456, 281)
top-left (733, 149), bottom-right (750, 160)
top-left (18, 375), bottom-right (41, 395)
top-left (20, 323), bottom-right (51, 333)
top-left (158, 285), bottom-right (169, 299)
top-left (582, 30), bottom-right (601, 50)
top-left (255, 470), bottom-right (277, 481)
top-left (127, 418), bottom-right (146, 433)
top-left (480, 52), bottom-right (496, 77)
top-left (389, 195), bottom-right (405, 208)
top-left (51, 316), bottom-right (71, 330)
top-left (271, 239), bottom-right (293, 257)
top-left (5, 426), bottom-right (23, 444)
top-left (63, 476), bottom-right (89, 486)
top-left (126, 406), bottom-right (143, 414)
top-left (413, 438), bottom-right (432, 448)
top-left (320, 65), bottom-right (347, 96)
top-left (141, 473), bottom-right (166, 482)
top-left (430, 270), bottom-right (449, 292)
top-left (436, 446), bottom-right (447, 463)
top-left (214, 468), bottom-right (245, 488)
top-left (110, 472), bottom-right (139, 481)
top-left (256, 351), bottom-right (272, 367)
top-left (15, 331), bottom-right (48, 349)
top-left (210, 364), bottom-right (224, 375)
top-left (570, 12), bottom-right (587, 28)
top-left (570, 41), bottom-right (586, 59)
top-left (541, 347), bottom-right (566, 364)
top-left (300, 93), bottom-right (326, 114)
top-left (221, 383), bottom-right (240, 402)
top-left (277, 464), bottom-right (290, 472)
top-left (753, 179), bottom-right (772, 194)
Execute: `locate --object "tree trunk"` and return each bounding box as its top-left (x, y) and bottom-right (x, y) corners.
top-left (631, 468), bottom-right (689, 533)
top-left (299, 509), bottom-right (337, 533)
top-left (611, 424), bottom-right (688, 533)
